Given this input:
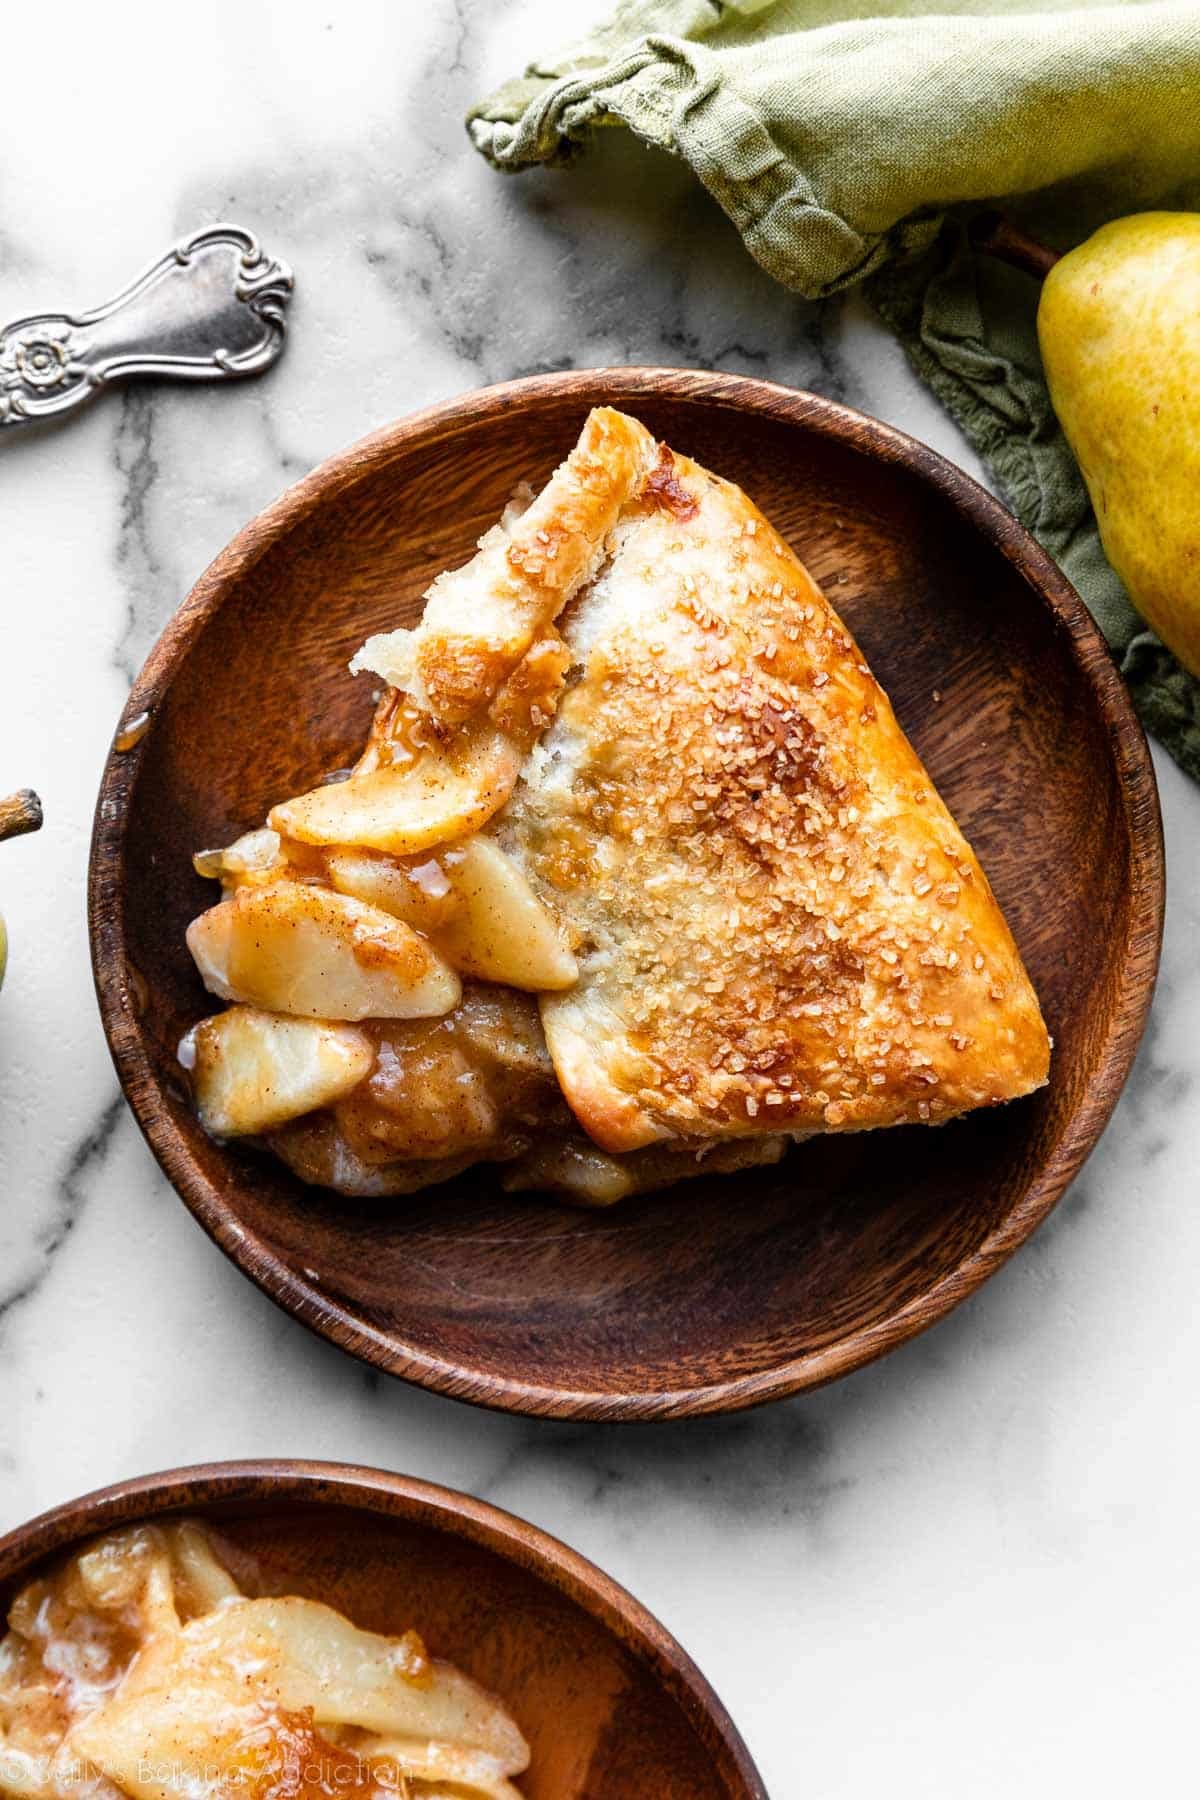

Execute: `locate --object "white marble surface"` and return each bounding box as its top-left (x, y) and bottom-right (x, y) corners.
top-left (1, 3), bottom-right (1197, 1794)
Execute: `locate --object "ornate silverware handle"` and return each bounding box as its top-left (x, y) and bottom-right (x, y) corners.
top-left (0, 225), bottom-right (293, 431)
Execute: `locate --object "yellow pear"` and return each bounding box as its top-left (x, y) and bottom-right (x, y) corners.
top-left (1038, 212), bottom-right (1200, 677)
top-left (0, 791), bottom-right (43, 990)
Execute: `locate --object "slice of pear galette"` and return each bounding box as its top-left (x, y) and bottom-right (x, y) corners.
top-left (181, 407), bottom-right (1050, 1205)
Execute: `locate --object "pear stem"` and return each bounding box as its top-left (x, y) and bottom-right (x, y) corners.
top-left (970, 211), bottom-right (1061, 283)
top-left (0, 790), bottom-right (43, 844)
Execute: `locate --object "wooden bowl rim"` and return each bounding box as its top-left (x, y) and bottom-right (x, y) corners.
top-left (88, 366), bottom-right (1165, 1420)
top-left (0, 1458), bottom-right (767, 1799)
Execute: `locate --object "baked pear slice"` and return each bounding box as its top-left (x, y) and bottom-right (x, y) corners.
top-left (326, 836), bottom-right (577, 991)
top-left (184, 1006), bottom-right (373, 1137)
top-left (269, 719), bottom-right (523, 857)
top-left (186, 880), bottom-right (460, 1021)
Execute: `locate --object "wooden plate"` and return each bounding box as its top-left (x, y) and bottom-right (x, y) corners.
top-left (0, 1460), bottom-right (765, 1797)
top-left (89, 368), bottom-right (1163, 1419)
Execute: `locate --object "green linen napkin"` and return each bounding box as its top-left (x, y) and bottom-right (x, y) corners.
top-left (469, 0), bottom-right (1200, 780)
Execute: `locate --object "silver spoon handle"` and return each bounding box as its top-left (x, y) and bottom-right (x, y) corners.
top-left (0, 224), bottom-right (293, 431)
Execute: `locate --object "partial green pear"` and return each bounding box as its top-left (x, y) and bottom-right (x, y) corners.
top-left (1038, 212), bottom-right (1200, 677)
top-left (0, 790), bottom-right (44, 989)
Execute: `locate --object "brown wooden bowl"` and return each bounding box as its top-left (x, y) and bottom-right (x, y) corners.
top-left (0, 1460), bottom-right (765, 1797)
top-left (89, 368), bottom-right (1164, 1420)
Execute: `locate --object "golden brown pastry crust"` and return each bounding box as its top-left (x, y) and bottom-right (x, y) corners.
top-left (487, 418), bottom-right (1051, 1152)
top-left (357, 407), bottom-right (658, 726)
